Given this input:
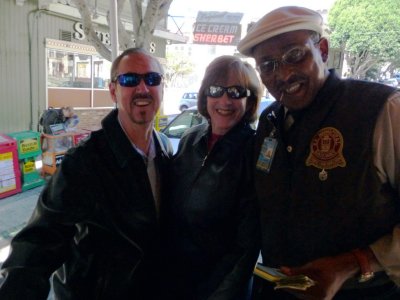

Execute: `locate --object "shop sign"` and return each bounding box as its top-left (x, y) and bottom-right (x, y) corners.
top-left (73, 22), bottom-right (111, 46)
top-left (193, 11), bottom-right (243, 46)
top-left (193, 23), bottom-right (241, 45)
top-left (72, 22), bottom-right (157, 53)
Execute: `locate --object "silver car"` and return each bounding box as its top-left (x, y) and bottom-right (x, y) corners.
top-left (178, 92), bottom-right (198, 111)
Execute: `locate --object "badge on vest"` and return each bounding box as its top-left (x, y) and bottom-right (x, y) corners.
top-left (257, 137), bottom-right (278, 173)
top-left (305, 127), bottom-right (346, 181)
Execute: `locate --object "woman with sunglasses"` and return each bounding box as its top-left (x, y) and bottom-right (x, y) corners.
top-left (162, 55), bottom-right (262, 300)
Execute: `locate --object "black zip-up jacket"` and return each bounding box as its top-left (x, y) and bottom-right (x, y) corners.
top-left (0, 109), bottom-right (173, 300)
top-left (163, 121), bottom-right (261, 300)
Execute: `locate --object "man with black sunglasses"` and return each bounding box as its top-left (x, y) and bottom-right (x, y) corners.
top-left (0, 48), bottom-right (173, 299)
top-left (237, 6), bottom-right (400, 300)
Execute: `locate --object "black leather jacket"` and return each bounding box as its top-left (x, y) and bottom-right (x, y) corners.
top-left (163, 121), bottom-right (260, 300)
top-left (0, 109), bottom-right (173, 300)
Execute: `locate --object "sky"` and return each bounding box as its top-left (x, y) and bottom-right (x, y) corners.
top-left (164, 0), bottom-right (338, 111)
top-left (168, 0), bottom-right (336, 27)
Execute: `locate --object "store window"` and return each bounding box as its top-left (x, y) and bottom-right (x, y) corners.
top-left (47, 47), bottom-right (112, 108)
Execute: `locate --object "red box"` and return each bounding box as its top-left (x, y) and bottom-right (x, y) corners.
top-left (0, 134), bottom-right (22, 199)
top-left (72, 129), bottom-right (91, 146)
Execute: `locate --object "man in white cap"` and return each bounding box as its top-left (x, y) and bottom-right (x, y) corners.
top-left (238, 6), bottom-right (400, 300)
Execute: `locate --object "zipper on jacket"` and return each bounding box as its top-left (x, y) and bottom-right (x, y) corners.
top-left (202, 154), bottom-right (208, 166)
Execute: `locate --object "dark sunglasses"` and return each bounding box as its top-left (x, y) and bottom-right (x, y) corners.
top-left (114, 72), bottom-right (163, 87)
top-left (206, 85), bottom-right (251, 99)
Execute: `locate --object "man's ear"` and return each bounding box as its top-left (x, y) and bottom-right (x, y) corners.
top-left (109, 82), bottom-right (117, 104)
top-left (319, 37), bottom-right (329, 63)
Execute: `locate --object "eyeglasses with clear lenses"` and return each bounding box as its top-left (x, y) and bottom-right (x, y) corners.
top-left (257, 42), bottom-right (319, 74)
top-left (206, 85), bottom-right (251, 99)
top-left (114, 72), bottom-right (163, 87)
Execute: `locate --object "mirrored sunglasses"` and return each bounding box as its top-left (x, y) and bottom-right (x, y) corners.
top-left (114, 72), bottom-right (163, 87)
top-left (206, 85), bottom-right (251, 99)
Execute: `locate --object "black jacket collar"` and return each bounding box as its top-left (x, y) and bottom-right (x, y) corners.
top-left (101, 109), bottom-right (171, 168)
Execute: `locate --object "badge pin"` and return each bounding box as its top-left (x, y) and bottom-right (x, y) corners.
top-left (319, 169), bottom-right (328, 181)
top-left (306, 127), bottom-right (346, 170)
top-left (305, 127), bottom-right (346, 181)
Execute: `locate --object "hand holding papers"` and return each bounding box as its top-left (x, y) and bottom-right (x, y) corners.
top-left (254, 263), bottom-right (316, 291)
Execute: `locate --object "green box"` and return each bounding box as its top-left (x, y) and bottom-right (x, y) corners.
top-left (19, 157), bottom-right (45, 191)
top-left (8, 131), bottom-right (42, 159)
top-left (8, 131), bottom-right (45, 191)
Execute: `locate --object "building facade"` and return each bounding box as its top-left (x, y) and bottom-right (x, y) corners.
top-left (0, 0), bottom-right (184, 133)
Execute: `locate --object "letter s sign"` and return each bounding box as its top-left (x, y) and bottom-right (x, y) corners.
top-left (73, 22), bottom-right (85, 40)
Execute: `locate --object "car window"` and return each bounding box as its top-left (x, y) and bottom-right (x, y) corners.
top-left (162, 110), bottom-right (205, 139)
top-left (182, 93), bottom-right (197, 99)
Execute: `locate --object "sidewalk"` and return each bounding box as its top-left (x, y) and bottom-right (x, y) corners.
top-left (0, 185), bottom-right (44, 264)
top-left (0, 185), bottom-right (55, 299)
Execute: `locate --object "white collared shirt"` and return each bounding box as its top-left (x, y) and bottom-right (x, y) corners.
top-left (118, 118), bottom-right (161, 216)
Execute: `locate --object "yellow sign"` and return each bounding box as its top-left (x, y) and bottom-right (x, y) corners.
top-left (0, 152), bottom-right (17, 193)
top-left (22, 160), bottom-right (35, 174)
top-left (19, 138), bottom-right (39, 154)
top-left (0, 152), bottom-right (13, 161)
top-left (155, 113), bottom-right (169, 131)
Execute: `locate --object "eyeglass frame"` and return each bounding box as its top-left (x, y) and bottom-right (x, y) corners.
top-left (256, 39), bottom-right (322, 75)
top-left (205, 85), bottom-right (251, 99)
top-left (112, 72), bottom-right (163, 87)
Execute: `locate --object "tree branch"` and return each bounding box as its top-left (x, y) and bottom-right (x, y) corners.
top-left (71, 0), bottom-right (111, 61)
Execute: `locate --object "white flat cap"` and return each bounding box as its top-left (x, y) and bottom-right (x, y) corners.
top-left (238, 6), bottom-right (323, 56)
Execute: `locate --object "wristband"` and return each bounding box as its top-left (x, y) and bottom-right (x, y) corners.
top-left (351, 248), bottom-right (375, 283)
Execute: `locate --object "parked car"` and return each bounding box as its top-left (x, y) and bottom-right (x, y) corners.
top-left (162, 107), bottom-right (206, 152)
top-left (394, 73), bottom-right (400, 84)
top-left (178, 92), bottom-right (198, 111)
top-left (163, 96), bottom-right (275, 153)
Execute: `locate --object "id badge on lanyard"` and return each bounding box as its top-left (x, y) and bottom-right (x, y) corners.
top-left (256, 137), bottom-right (278, 173)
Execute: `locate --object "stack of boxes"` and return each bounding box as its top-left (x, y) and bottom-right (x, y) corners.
top-left (41, 132), bottom-right (74, 176)
top-left (0, 129), bottom-right (92, 198)
top-left (41, 129), bottom-right (90, 176)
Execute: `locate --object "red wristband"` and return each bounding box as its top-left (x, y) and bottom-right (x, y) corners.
top-left (351, 248), bottom-right (375, 283)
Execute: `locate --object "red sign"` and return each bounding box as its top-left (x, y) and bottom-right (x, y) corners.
top-left (192, 11), bottom-right (243, 46)
top-left (193, 22), bottom-right (241, 45)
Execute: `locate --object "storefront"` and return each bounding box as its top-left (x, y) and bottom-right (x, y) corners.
top-left (46, 38), bottom-right (112, 109)
top-left (45, 17), bottom-right (169, 109)
top-left (0, 0), bottom-right (185, 133)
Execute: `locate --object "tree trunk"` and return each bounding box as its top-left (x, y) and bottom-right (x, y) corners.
top-left (71, 0), bottom-right (173, 60)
